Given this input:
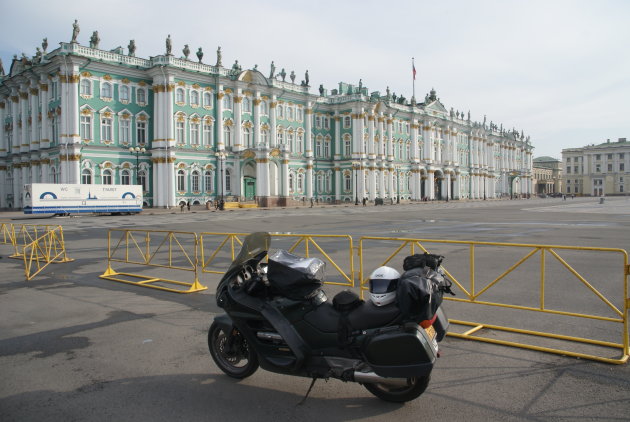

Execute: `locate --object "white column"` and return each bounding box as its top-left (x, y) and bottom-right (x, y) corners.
top-left (423, 122), bottom-right (431, 161)
top-left (216, 85), bottom-right (224, 149)
top-left (367, 114), bottom-right (375, 156)
top-left (334, 167), bottom-right (341, 202)
top-left (233, 89), bottom-right (242, 151)
top-left (11, 92), bottom-right (20, 151)
top-left (387, 115), bottom-right (393, 160)
top-left (269, 95), bottom-right (277, 148)
top-left (253, 93), bottom-right (261, 147)
top-left (20, 89), bottom-right (29, 154)
top-left (281, 152), bottom-right (289, 197)
top-left (411, 120), bottom-right (419, 162)
top-left (334, 114), bottom-right (341, 158)
top-left (428, 171), bottom-right (435, 199)
top-left (29, 84), bottom-right (39, 151)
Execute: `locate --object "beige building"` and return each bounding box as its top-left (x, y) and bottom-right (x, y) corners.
top-left (562, 138), bottom-right (629, 196)
top-left (533, 156), bottom-right (562, 195)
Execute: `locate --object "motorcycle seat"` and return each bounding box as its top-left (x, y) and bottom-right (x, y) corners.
top-left (303, 300), bottom-right (401, 333)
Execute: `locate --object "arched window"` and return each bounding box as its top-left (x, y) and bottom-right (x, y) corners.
top-left (277, 104), bottom-right (284, 119)
top-left (296, 108), bottom-right (303, 121)
top-left (344, 136), bottom-right (351, 157)
top-left (138, 170), bottom-right (147, 192)
top-left (101, 82), bottom-right (112, 98)
top-left (102, 169), bottom-right (113, 185)
top-left (287, 106), bottom-right (294, 120)
top-left (315, 138), bottom-right (322, 157)
top-left (297, 173), bottom-right (303, 192)
top-left (243, 126), bottom-right (252, 147)
top-left (177, 169), bottom-right (186, 191)
top-left (121, 169), bottom-right (131, 185)
top-left (225, 169), bottom-right (231, 192)
top-left (277, 129), bottom-right (284, 146)
top-left (203, 120), bottom-right (213, 146)
top-left (242, 97), bottom-right (251, 113)
top-left (81, 168), bottom-right (92, 184)
top-left (101, 115), bottom-right (113, 141)
top-left (120, 85), bottom-right (130, 102)
top-left (296, 132), bottom-right (303, 154)
top-left (176, 88), bottom-right (185, 104)
top-left (190, 121), bottom-right (200, 145)
top-left (80, 79), bottom-right (91, 96)
top-left (261, 129), bottom-right (269, 145)
top-left (190, 91), bottom-right (199, 106)
top-left (260, 100), bottom-right (268, 115)
top-left (191, 170), bottom-right (200, 192)
top-left (223, 94), bottom-right (232, 109)
top-left (203, 92), bottom-right (212, 108)
top-left (289, 173), bottom-right (294, 193)
top-left (287, 131), bottom-right (294, 151)
top-left (137, 88), bottom-right (146, 104)
top-left (344, 172), bottom-right (351, 191)
top-left (224, 125), bottom-right (232, 146)
top-left (204, 170), bottom-right (213, 192)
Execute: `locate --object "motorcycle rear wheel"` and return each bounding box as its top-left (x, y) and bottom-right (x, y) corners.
top-left (208, 322), bottom-right (259, 379)
top-left (363, 375), bottom-right (430, 403)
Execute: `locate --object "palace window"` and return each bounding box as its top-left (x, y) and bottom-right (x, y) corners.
top-left (191, 170), bottom-right (200, 192)
top-left (297, 173), bottom-right (303, 191)
top-left (243, 126), bottom-right (252, 147)
top-left (203, 92), bottom-right (213, 108)
top-left (242, 97), bottom-right (251, 113)
top-left (204, 170), bottom-right (213, 192)
top-left (296, 133), bottom-right (303, 153)
top-left (261, 100), bottom-right (268, 115)
top-left (137, 120), bottom-right (146, 144)
top-left (102, 169), bottom-right (113, 185)
top-left (277, 130), bottom-right (284, 146)
top-left (121, 169), bottom-right (131, 185)
top-left (323, 117), bottom-right (330, 130)
top-left (137, 88), bottom-right (146, 104)
top-left (344, 173), bottom-right (351, 191)
top-left (261, 129), bottom-right (269, 145)
top-left (80, 79), bottom-right (92, 96)
top-left (315, 139), bottom-right (322, 157)
top-left (203, 121), bottom-right (213, 146)
top-left (81, 168), bottom-right (92, 184)
top-left (315, 115), bottom-right (321, 129)
top-left (296, 107), bottom-right (303, 121)
top-left (343, 116), bottom-right (351, 129)
top-left (225, 169), bottom-right (231, 192)
top-left (176, 88), bottom-right (185, 104)
top-left (120, 86), bottom-right (130, 102)
top-left (323, 140), bottom-right (330, 157)
top-left (101, 116), bottom-right (113, 141)
top-left (286, 106), bottom-right (294, 120)
top-left (177, 169), bottom-right (186, 191)
top-left (224, 125), bottom-right (232, 146)
top-left (277, 104), bottom-right (284, 119)
top-left (223, 94), bottom-right (232, 110)
top-left (101, 82), bottom-right (112, 99)
top-left (138, 170), bottom-right (147, 191)
top-left (120, 118), bottom-right (131, 144)
top-left (344, 137), bottom-right (351, 157)
top-left (80, 115), bottom-right (92, 140)
top-left (289, 173), bottom-right (294, 193)
top-left (176, 121), bottom-right (185, 144)
top-left (191, 121), bottom-right (200, 145)
top-left (190, 91), bottom-right (199, 107)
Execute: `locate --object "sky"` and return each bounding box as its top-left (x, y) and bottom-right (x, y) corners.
top-left (1, 0), bottom-right (629, 159)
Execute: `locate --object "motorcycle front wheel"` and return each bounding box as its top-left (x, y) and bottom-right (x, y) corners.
top-left (208, 322), bottom-right (259, 379)
top-left (363, 375), bottom-right (430, 403)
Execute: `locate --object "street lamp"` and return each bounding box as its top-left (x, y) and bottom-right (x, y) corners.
top-left (128, 146), bottom-right (146, 185)
top-left (215, 151), bottom-right (226, 210)
top-left (395, 165), bottom-right (400, 204)
top-left (353, 161), bottom-right (360, 205)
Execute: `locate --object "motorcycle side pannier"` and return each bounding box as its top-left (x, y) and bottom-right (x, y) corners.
top-left (267, 250), bottom-right (325, 300)
top-left (363, 325), bottom-right (436, 378)
top-left (396, 267), bottom-right (445, 322)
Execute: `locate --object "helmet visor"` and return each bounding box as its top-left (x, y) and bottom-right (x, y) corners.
top-left (369, 278), bottom-right (398, 294)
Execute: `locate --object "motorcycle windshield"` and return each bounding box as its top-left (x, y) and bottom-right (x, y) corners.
top-left (225, 232), bottom-right (271, 275)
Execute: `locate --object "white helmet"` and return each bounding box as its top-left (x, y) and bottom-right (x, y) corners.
top-left (368, 266), bottom-right (400, 306)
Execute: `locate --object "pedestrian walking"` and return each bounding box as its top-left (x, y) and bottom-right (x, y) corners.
top-left (187, 200), bottom-right (191, 211)
top-left (310, 198), bottom-right (314, 208)
top-left (180, 202), bottom-right (185, 212)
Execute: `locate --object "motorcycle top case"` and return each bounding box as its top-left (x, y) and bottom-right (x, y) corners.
top-left (267, 250), bottom-right (325, 300)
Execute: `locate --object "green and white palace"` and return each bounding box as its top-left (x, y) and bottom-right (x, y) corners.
top-left (0, 31), bottom-right (534, 209)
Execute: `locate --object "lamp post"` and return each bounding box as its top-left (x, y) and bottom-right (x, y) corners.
top-left (128, 146), bottom-right (146, 185)
top-left (446, 171), bottom-right (449, 202)
top-left (215, 151), bottom-right (226, 210)
top-left (397, 167), bottom-right (401, 204)
top-left (353, 161), bottom-right (360, 205)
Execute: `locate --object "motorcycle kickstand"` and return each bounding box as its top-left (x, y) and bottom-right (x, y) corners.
top-left (297, 377), bottom-right (318, 406)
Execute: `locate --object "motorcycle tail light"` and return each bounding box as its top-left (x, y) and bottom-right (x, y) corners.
top-left (419, 314), bottom-right (438, 329)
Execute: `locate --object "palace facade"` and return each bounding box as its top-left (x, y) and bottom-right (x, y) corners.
top-left (0, 34), bottom-right (534, 209)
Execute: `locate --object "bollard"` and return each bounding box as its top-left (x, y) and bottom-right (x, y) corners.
top-left (599, 197), bottom-right (605, 204)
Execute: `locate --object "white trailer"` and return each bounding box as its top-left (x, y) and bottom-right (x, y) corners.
top-left (23, 183), bottom-right (143, 215)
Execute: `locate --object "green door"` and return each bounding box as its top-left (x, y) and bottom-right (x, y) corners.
top-left (244, 177), bottom-right (256, 200)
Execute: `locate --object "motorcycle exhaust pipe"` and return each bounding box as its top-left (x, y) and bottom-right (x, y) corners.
top-left (256, 331), bottom-right (284, 342)
top-left (353, 371), bottom-right (410, 387)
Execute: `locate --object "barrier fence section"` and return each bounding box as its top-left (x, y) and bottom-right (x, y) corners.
top-left (100, 229), bottom-right (206, 294)
top-left (358, 236), bottom-right (629, 364)
top-left (23, 225), bottom-right (74, 280)
top-left (199, 233), bottom-right (355, 287)
top-left (10, 224), bottom-right (57, 259)
top-left (0, 222), bottom-right (15, 248)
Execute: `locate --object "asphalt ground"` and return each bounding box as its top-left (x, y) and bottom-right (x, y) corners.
top-left (1, 197), bottom-right (629, 421)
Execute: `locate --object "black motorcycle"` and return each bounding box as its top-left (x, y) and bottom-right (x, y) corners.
top-left (208, 232), bottom-right (451, 403)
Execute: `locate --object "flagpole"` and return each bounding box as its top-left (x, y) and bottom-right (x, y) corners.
top-left (412, 57), bottom-right (416, 101)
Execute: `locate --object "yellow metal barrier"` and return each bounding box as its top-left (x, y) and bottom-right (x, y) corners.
top-left (10, 224), bottom-right (57, 259)
top-left (358, 236), bottom-right (629, 364)
top-left (100, 229), bottom-right (206, 294)
top-left (199, 233), bottom-right (355, 287)
top-left (22, 225), bottom-right (73, 280)
top-left (0, 222), bottom-right (15, 247)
